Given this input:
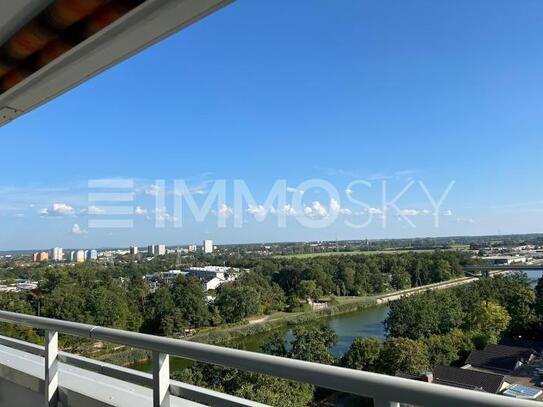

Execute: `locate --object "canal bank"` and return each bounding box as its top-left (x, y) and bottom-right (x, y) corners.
top-left (127, 272), bottom-right (506, 373)
top-left (104, 269), bottom-right (543, 374)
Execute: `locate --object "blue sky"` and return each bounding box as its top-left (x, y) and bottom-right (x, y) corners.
top-left (1, 0), bottom-right (543, 250)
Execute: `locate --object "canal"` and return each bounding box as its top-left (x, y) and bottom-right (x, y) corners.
top-left (131, 270), bottom-right (543, 374)
top-left (130, 304), bottom-right (390, 373)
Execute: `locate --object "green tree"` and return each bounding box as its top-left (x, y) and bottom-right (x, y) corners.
top-left (341, 337), bottom-right (382, 371)
top-left (390, 266), bottom-right (411, 290)
top-left (379, 338), bottom-right (430, 375)
top-left (175, 363), bottom-right (313, 407)
top-left (261, 333), bottom-right (288, 357)
top-left (424, 334), bottom-right (462, 367)
top-left (215, 286), bottom-right (260, 323)
top-left (144, 287), bottom-right (186, 336)
top-left (290, 325), bottom-right (337, 364)
top-left (468, 301), bottom-right (510, 344)
top-left (170, 276), bottom-right (211, 327)
top-left (298, 280), bottom-right (320, 301)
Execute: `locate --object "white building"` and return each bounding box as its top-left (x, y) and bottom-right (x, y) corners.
top-left (188, 244), bottom-right (197, 252)
top-left (155, 244), bottom-right (166, 256)
top-left (52, 247), bottom-right (63, 262)
top-left (485, 256), bottom-right (529, 265)
top-left (129, 246), bottom-right (138, 255)
top-left (203, 240), bottom-right (213, 254)
top-left (205, 277), bottom-right (224, 291)
top-left (75, 250), bottom-right (86, 263)
top-left (87, 250), bottom-right (98, 261)
top-left (184, 266), bottom-right (239, 291)
top-left (146, 270), bottom-right (188, 283)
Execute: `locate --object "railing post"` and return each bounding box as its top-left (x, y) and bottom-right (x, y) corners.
top-left (45, 330), bottom-right (58, 407)
top-left (152, 351), bottom-right (170, 407)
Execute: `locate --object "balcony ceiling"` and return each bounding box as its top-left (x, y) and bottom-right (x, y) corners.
top-left (0, 1), bottom-right (52, 45)
top-left (0, 0), bottom-right (233, 127)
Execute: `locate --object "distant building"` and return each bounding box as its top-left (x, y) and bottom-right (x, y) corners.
top-left (32, 252), bottom-right (48, 262)
top-left (87, 249), bottom-right (98, 261)
top-left (155, 244), bottom-right (166, 256)
top-left (75, 250), bottom-right (85, 263)
top-left (52, 247), bottom-right (63, 261)
top-left (203, 240), bottom-right (213, 254)
top-left (147, 245), bottom-right (155, 256)
top-left (485, 256), bottom-right (528, 265)
top-left (146, 270), bottom-right (188, 283)
top-left (129, 246), bottom-right (138, 255)
top-left (188, 244), bottom-right (197, 252)
top-left (184, 266), bottom-right (239, 291)
top-left (70, 251), bottom-right (76, 262)
top-left (36, 252), bottom-right (48, 262)
top-left (144, 265), bottom-right (242, 291)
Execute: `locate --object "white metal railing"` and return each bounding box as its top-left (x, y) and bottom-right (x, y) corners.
top-left (0, 310), bottom-right (541, 407)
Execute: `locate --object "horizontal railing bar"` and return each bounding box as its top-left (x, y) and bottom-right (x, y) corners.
top-left (0, 311), bottom-right (95, 337)
top-left (0, 311), bottom-right (540, 407)
top-left (0, 334), bottom-right (265, 407)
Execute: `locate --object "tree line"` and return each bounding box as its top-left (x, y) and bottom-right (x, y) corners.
top-left (0, 251), bottom-right (473, 342)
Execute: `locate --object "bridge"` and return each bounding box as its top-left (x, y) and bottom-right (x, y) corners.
top-left (463, 264), bottom-right (543, 277)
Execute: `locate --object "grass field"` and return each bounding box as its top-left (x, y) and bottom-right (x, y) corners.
top-left (273, 246), bottom-right (468, 259)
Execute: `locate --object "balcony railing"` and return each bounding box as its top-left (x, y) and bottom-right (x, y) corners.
top-left (0, 310), bottom-right (540, 407)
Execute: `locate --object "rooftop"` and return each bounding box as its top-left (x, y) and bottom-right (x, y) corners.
top-left (433, 365), bottom-right (506, 394)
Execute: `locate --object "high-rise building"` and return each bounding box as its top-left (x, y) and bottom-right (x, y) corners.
top-left (32, 252), bottom-right (49, 262)
top-left (203, 239), bottom-right (213, 254)
top-left (70, 251), bottom-right (76, 262)
top-left (129, 246), bottom-right (138, 255)
top-left (87, 249), bottom-right (98, 261)
top-left (75, 250), bottom-right (85, 263)
top-left (52, 247), bottom-right (63, 261)
top-left (148, 245), bottom-right (155, 256)
top-left (154, 244), bottom-right (166, 256)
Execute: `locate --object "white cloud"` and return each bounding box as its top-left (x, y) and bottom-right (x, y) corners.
top-left (215, 204), bottom-right (233, 219)
top-left (286, 187), bottom-right (304, 195)
top-left (304, 201), bottom-right (328, 218)
top-left (345, 188), bottom-right (353, 196)
top-left (153, 207), bottom-right (177, 223)
top-left (330, 198), bottom-right (352, 215)
top-left (399, 209), bottom-right (419, 217)
top-left (247, 205), bottom-right (268, 220)
top-left (276, 204), bottom-right (297, 216)
top-left (40, 203), bottom-right (76, 217)
top-left (191, 187), bottom-right (207, 195)
top-left (144, 184), bottom-right (163, 196)
top-left (134, 206), bottom-right (147, 216)
top-left (72, 223), bottom-right (88, 235)
top-left (368, 207), bottom-right (383, 215)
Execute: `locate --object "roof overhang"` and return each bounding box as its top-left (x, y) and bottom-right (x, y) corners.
top-left (0, 0), bottom-right (233, 127)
